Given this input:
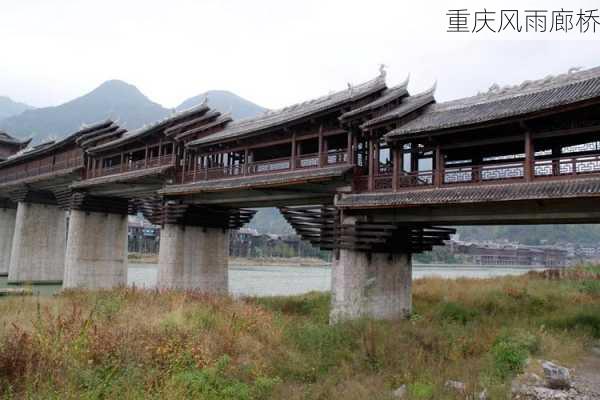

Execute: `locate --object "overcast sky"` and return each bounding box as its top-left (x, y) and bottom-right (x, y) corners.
top-left (1, 0), bottom-right (599, 110)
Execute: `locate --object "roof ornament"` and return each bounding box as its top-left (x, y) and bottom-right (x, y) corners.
top-left (347, 82), bottom-right (354, 97)
top-left (568, 66), bottom-right (582, 74)
top-left (201, 95), bottom-right (209, 106)
top-left (488, 83), bottom-right (501, 93)
top-left (379, 64), bottom-right (387, 80)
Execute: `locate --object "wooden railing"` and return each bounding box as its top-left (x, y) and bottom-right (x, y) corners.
top-left (0, 156), bottom-right (84, 184)
top-left (88, 154), bottom-right (175, 179)
top-left (353, 154), bottom-right (600, 193)
top-left (186, 150), bottom-right (350, 183)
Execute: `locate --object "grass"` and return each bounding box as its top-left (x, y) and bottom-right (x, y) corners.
top-left (0, 268), bottom-right (598, 399)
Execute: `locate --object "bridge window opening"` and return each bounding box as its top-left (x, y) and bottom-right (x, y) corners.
top-left (129, 149), bottom-right (146, 163)
top-left (252, 143), bottom-right (292, 162)
top-left (102, 155), bottom-right (121, 169)
top-left (161, 143), bottom-right (173, 156)
top-left (356, 140), bottom-right (368, 169)
top-left (148, 146), bottom-right (160, 158)
top-left (297, 138), bottom-right (318, 155)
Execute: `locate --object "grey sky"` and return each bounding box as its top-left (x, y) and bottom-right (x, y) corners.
top-left (1, 0), bottom-right (599, 109)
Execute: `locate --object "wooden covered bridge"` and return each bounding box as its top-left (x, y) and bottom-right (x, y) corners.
top-left (1, 66), bottom-right (600, 321)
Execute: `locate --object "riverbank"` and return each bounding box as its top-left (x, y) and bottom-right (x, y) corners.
top-left (0, 267), bottom-right (598, 399)
top-left (128, 254), bottom-right (330, 267)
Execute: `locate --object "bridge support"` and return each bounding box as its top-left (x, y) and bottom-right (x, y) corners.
top-left (158, 224), bottom-right (229, 293)
top-left (8, 202), bottom-right (67, 284)
top-left (63, 210), bottom-right (128, 289)
top-left (330, 250), bottom-right (412, 323)
top-left (0, 206), bottom-right (17, 276)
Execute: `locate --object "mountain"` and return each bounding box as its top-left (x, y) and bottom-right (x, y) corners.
top-left (0, 80), bottom-right (170, 142)
top-left (0, 96), bottom-right (33, 121)
top-left (177, 90), bottom-right (266, 120)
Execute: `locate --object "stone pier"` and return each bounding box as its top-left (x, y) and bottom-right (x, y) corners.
top-left (8, 202), bottom-right (67, 284)
top-left (330, 250), bottom-right (412, 323)
top-left (158, 224), bottom-right (229, 293)
top-left (0, 207), bottom-right (17, 276)
top-left (63, 210), bottom-right (128, 289)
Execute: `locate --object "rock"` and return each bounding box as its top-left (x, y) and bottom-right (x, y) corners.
top-left (392, 385), bottom-right (407, 398)
top-left (478, 389), bottom-right (489, 399)
top-left (542, 361), bottom-right (571, 390)
top-left (445, 380), bottom-right (466, 393)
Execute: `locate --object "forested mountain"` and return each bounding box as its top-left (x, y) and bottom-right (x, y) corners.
top-left (0, 80), bottom-right (170, 142)
top-left (0, 96), bottom-right (33, 120)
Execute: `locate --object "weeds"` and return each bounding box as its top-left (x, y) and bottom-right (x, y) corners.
top-left (0, 268), bottom-right (597, 399)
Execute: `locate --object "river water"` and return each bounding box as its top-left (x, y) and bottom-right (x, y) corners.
top-left (0, 263), bottom-right (547, 297)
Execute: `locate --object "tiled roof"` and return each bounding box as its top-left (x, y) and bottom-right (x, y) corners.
top-left (362, 85), bottom-right (436, 129)
top-left (160, 165), bottom-right (353, 194)
top-left (0, 131), bottom-right (30, 146)
top-left (87, 103), bottom-right (211, 153)
top-left (0, 121), bottom-right (117, 167)
top-left (387, 66), bottom-right (600, 138)
top-left (337, 176), bottom-right (600, 209)
top-left (187, 75), bottom-right (387, 147)
top-left (339, 77), bottom-right (409, 121)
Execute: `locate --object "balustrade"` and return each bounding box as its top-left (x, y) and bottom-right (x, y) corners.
top-left (352, 153), bottom-right (600, 193)
top-left (0, 156), bottom-right (84, 184)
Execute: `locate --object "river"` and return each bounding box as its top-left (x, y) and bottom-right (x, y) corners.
top-left (0, 263), bottom-right (548, 297)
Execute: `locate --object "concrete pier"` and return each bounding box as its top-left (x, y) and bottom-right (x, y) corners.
top-left (158, 224), bottom-right (229, 293)
top-left (330, 250), bottom-right (412, 323)
top-left (8, 202), bottom-right (67, 284)
top-left (63, 210), bottom-right (128, 289)
top-left (0, 208), bottom-right (17, 276)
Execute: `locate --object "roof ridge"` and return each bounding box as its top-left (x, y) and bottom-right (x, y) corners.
top-left (436, 66), bottom-right (600, 112)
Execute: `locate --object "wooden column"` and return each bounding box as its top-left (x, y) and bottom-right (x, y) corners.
top-left (120, 152), bottom-right (125, 172)
top-left (524, 131), bottom-right (533, 181)
top-left (291, 134), bottom-right (297, 170)
top-left (551, 143), bottom-right (561, 177)
top-left (434, 145), bottom-right (444, 187)
top-left (368, 138), bottom-right (375, 192)
top-left (318, 124), bottom-right (324, 167)
top-left (144, 145), bottom-right (149, 168)
top-left (244, 148), bottom-right (249, 175)
top-left (347, 131), bottom-right (353, 164)
top-left (392, 146), bottom-right (401, 191)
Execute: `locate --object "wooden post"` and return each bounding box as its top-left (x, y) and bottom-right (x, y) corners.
top-left (551, 143), bottom-right (561, 177)
top-left (144, 145), bottom-right (149, 168)
top-left (524, 131), bottom-right (533, 181)
top-left (318, 124), bottom-right (324, 167)
top-left (347, 131), bottom-right (353, 164)
top-left (392, 147), bottom-right (401, 191)
top-left (244, 148), bottom-right (249, 175)
top-left (291, 134), bottom-right (297, 170)
top-left (368, 138), bottom-right (375, 192)
top-left (120, 152), bottom-right (124, 172)
top-left (434, 145), bottom-right (444, 187)
top-left (192, 153), bottom-right (197, 182)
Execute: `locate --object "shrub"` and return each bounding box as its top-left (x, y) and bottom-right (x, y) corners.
top-left (548, 311), bottom-right (600, 338)
top-left (439, 302), bottom-right (479, 325)
top-left (490, 332), bottom-right (539, 378)
top-left (408, 382), bottom-right (434, 399)
top-left (580, 280), bottom-right (600, 296)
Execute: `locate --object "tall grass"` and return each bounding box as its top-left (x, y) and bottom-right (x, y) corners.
top-left (0, 268), bottom-right (598, 399)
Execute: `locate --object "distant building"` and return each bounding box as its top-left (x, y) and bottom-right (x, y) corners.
top-left (447, 240), bottom-right (567, 267)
